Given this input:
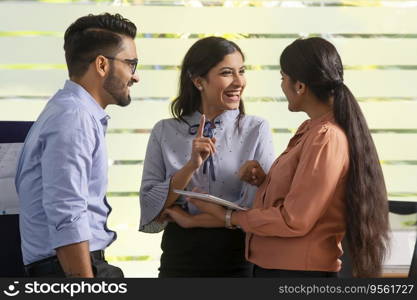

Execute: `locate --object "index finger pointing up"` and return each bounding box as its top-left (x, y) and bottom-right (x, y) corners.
top-left (197, 114), bottom-right (205, 138)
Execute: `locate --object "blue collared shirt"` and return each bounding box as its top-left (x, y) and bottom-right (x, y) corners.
top-left (139, 109), bottom-right (276, 232)
top-left (15, 80), bottom-right (115, 265)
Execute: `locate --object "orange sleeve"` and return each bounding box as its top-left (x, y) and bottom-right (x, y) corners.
top-left (235, 125), bottom-right (348, 237)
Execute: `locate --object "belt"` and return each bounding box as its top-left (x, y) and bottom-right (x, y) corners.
top-left (25, 250), bottom-right (105, 277)
top-left (90, 250), bottom-right (105, 261)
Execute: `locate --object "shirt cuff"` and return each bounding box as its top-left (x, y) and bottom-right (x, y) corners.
top-left (49, 213), bottom-right (92, 250)
top-left (139, 177), bottom-right (171, 232)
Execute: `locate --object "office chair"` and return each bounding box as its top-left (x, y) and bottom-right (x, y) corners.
top-left (0, 121), bottom-right (33, 277)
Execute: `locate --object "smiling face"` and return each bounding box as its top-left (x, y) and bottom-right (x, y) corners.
top-left (198, 51), bottom-right (246, 112)
top-left (103, 36), bottom-right (139, 107)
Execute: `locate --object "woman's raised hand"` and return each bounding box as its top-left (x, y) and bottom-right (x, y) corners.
top-left (189, 114), bottom-right (216, 169)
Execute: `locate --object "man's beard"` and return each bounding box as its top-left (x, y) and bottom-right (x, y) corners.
top-left (103, 67), bottom-right (132, 107)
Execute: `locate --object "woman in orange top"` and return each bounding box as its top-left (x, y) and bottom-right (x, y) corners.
top-left (189, 37), bottom-right (390, 278)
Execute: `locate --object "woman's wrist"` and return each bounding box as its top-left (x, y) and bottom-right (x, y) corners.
top-left (231, 210), bottom-right (241, 228)
top-left (257, 175), bottom-right (266, 186)
top-left (208, 207), bottom-right (227, 223)
top-left (185, 159), bottom-right (200, 171)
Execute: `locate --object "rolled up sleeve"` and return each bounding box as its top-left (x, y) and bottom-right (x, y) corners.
top-left (236, 125), bottom-right (349, 237)
top-left (41, 109), bottom-right (95, 249)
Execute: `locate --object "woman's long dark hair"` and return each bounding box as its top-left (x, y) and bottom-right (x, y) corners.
top-left (280, 37), bottom-right (390, 277)
top-left (171, 36), bottom-right (245, 124)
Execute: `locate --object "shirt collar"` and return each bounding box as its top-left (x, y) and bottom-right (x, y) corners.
top-left (184, 109), bottom-right (240, 128)
top-left (63, 80), bottom-right (109, 125)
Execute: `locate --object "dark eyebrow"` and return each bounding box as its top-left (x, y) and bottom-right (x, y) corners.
top-left (219, 66), bottom-right (245, 71)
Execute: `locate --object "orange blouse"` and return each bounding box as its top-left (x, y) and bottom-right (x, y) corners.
top-left (235, 112), bottom-right (349, 272)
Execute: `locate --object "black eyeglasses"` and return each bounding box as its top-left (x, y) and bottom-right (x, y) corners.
top-left (104, 56), bottom-right (138, 74)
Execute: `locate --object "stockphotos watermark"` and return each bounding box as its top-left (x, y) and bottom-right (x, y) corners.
top-left (2, 281), bottom-right (127, 297)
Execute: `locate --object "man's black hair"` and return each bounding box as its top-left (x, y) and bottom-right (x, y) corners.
top-left (64, 13), bottom-right (137, 77)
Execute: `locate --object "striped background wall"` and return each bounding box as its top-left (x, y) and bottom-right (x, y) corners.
top-left (1, 0), bottom-right (416, 277)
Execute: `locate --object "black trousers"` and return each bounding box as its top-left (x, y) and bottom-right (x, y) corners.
top-left (24, 250), bottom-right (124, 278)
top-left (253, 264), bottom-right (339, 278)
top-left (159, 223), bottom-right (253, 277)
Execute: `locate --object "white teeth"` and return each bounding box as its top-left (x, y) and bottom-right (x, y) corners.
top-left (223, 90), bottom-right (241, 101)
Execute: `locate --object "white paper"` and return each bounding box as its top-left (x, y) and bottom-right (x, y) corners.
top-left (173, 189), bottom-right (248, 211)
top-left (0, 143), bottom-right (23, 214)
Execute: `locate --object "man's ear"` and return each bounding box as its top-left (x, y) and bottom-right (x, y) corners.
top-left (94, 55), bottom-right (109, 78)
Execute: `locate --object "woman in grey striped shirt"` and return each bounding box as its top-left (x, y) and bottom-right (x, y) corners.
top-left (139, 37), bottom-right (275, 277)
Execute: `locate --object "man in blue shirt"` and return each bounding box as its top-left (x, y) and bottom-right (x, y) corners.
top-left (15, 13), bottom-right (139, 277)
